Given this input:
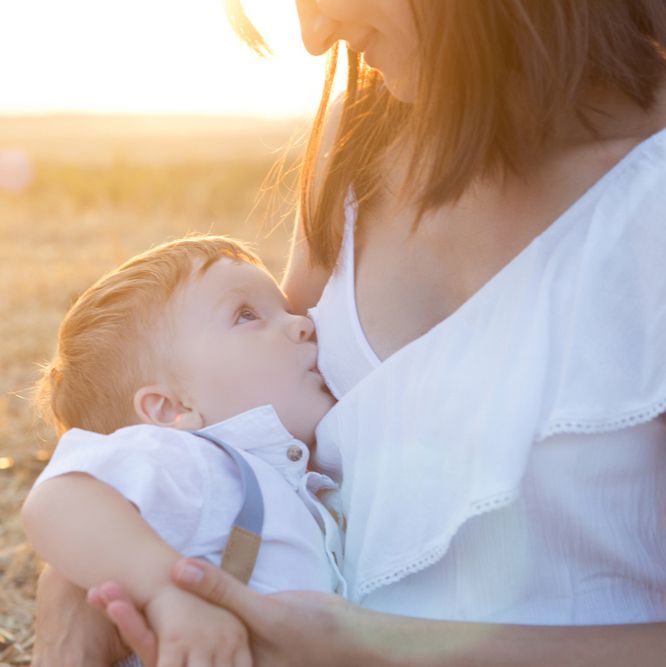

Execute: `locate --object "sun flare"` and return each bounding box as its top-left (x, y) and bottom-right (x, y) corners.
top-left (0, 0), bottom-right (333, 117)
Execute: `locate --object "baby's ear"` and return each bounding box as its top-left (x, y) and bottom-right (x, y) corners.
top-left (133, 385), bottom-right (203, 430)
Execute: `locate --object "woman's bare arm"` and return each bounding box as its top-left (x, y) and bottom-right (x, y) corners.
top-left (281, 212), bottom-right (331, 313)
top-left (99, 558), bottom-right (666, 667)
top-left (178, 560), bottom-right (666, 667)
top-left (281, 93), bottom-right (346, 312)
top-left (346, 608), bottom-right (666, 667)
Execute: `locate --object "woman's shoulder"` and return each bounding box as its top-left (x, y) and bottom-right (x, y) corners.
top-left (282, 94), bottom-right (347, 311)
top-left (534, 129), bottom-right (666, 437)
top-left (595, 126), bottom-right (666, 206)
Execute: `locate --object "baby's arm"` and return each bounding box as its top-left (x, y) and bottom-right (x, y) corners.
top-left (22, 472), bottom-right (249, 663)
top-left (22, 472), bottom-right (178, 604)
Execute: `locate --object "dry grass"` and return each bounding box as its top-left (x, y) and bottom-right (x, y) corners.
top-left (0, 113), bottom-right (303, 665)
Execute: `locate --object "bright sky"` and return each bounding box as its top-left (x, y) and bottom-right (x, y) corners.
top-left (0, 0), bottom-right (333, 117)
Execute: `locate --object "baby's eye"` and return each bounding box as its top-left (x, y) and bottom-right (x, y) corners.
top-left (236, 306), bottom-right (258, 324)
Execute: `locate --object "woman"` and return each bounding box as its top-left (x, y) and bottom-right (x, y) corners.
top-left (33, 1), bottom-right (666, 665)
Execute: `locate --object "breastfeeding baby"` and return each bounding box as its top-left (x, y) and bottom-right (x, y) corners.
top-left (21, 235), bottom-right (345, 666)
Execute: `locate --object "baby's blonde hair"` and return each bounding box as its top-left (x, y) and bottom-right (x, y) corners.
top-left (36, 234), bottom-right (264, 436)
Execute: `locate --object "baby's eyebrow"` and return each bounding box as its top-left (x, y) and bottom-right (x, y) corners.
top-left (215, 274), bottom-right (285, 311)
top-left (214, 287), bottom-right (247, 310)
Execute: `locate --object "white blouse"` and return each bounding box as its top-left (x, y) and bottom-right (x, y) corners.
top-left (312, 127), bottom-right (666, 623)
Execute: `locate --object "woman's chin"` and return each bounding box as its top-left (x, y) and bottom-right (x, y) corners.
top-left (380, 70), bottom-right (417, 104)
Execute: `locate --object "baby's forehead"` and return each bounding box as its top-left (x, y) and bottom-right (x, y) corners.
top-left (188, 256), bottom-right (285, 301)
top-left (208, 256), bottom-right (276, 283)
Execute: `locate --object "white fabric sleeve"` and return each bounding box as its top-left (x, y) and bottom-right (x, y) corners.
top-left (33, 425), bottom-right (209, 554)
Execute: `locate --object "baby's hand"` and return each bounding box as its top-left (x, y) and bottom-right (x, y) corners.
top-left (146, 583), bottom-right (250, 666)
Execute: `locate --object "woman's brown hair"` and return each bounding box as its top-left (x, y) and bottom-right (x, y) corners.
top-left (227, 0), bottom-right (666, 270)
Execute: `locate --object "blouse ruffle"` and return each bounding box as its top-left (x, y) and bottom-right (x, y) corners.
top-left (314, 128), bottom-right (666, 603)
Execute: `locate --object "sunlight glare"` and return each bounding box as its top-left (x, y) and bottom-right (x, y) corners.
top-left (0, 0), bottom-right (331, 117)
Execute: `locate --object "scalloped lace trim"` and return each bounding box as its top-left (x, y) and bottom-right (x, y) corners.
top-left (353, 398), bottom-right (666, 601)
top-left (353, 490), bottom-right (519, 601)
top-left (539, 397), bottom-right (666, 440)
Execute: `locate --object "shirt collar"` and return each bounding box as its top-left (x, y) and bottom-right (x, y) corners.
top-left (199, 404), bottom-right (296, 450)
top-left (198, 405), bottom-right (309, 489)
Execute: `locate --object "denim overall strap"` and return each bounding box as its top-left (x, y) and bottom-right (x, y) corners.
top-left (192, 430), bottom-right (264, 584)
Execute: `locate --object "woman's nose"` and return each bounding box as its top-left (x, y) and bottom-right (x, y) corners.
top-left (295, 0), bottom-right (338, 55)
top-left (286, 313), bottom-right (315, 342)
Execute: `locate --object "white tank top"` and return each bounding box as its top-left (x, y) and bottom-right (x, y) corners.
top-left (311, 127), bottom-right (666, 623)
top-left (309, 195), bottom-right (380, 401)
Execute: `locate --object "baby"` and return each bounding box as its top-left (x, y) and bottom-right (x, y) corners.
top-left (22, 235), bottom-right (345, 666)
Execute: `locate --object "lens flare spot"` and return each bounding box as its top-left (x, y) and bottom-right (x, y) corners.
top-left (0, 456), bottom-right (15, 470)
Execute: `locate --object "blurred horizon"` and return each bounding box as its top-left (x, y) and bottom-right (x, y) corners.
top-left (0, 112), bottom-right (310, 178)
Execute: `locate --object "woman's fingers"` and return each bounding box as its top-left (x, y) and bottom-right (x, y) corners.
top-left (86, 585), bottom-right (106, 612)
top-left (105, 598), bottom-right (158, 667)
top-left (87, 581), bottom-right (131, 611)
top-left (171, 559), bottom-right (266, 623)
top-left (183, 648), bottom-right (210, 667)
top-left (232, 646), bottom-right (254, 667)
top-left (88, 579), bottom-right (157, 664)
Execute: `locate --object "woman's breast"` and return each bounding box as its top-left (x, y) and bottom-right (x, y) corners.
top-left (311, 205), bottom-right (453, 399)
top-left (308, 204), bottom-right (382, 400)
top-left (308, 289), bottom-right (378, 401)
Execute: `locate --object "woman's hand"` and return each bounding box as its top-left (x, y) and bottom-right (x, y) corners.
top-left (89, 582), bottom-right (252, 667)
top-left (88, 582), bottom-right (158, 666)
top-left (93, 560), bottom-right (368, 667)
top-left (172, 561), bottom-right (359, 667)
top-left (32, 565), bottom-right (129, 667)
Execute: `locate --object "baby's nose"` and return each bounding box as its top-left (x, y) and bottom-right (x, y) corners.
top-left (287, 313), bottom-right (315, 342)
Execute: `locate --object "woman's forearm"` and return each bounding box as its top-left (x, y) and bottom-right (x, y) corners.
top-left (349, 610), bottom-right (666, 667)
top-left (164, 558), bottom-right (666, 667)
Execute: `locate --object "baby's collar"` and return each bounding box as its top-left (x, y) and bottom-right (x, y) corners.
top-left (198, 405), bottom-right (298, 451)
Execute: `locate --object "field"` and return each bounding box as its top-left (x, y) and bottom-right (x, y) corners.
top-left (0, 113), bottom-right (304, 665)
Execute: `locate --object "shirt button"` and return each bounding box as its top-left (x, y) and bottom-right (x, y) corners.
top-left (287, 445), bottom-right (303, 462)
